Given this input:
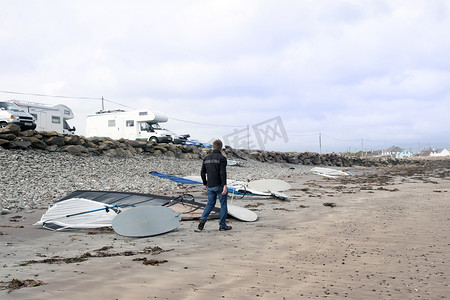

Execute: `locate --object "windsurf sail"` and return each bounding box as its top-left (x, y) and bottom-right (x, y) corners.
top-left (35, 190), bottom-right (220, 231)
top-left (34, 198), bottom-right (123, 230)
top-left (149, 172), bottom-right (203, 185)
top-left (150, 172), bottom-right (289, 200)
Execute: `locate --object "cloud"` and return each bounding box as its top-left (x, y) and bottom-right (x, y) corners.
top-left (1, 0), bottom-right (450, 152)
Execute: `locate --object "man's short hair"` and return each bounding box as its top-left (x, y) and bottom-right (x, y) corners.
top-left (212, 139), bottom-right (223, 150)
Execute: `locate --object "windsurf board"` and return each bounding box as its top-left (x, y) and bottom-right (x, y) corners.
top-left (310, 167), bottom-right (350, 178)
top-left (227, 204), bottom-right (258, 222)
top-left (270, 190), bottom-right (288, 200)
top-left (112, 206), bottom-right (181, 237)
top-left (247, 179), bottom-right (291, 192)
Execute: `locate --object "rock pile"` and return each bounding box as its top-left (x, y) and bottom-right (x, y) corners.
top-left (0, 124), bottom-right (425, 167)
top-left (0, 124), bottom-right (210, 159)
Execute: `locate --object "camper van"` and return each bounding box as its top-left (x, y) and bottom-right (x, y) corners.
top-left (85, 109), bottom-right (172, 143)
top-left (0, 101), bottom-right (36, 130)
top-left (11, 100), bottom-right (76, 134)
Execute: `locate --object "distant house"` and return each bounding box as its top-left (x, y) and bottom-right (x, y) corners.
top-left (366, 150), bottom-right (383, 158)
top-left (383, 146), bottom-right (413, 158)
top-left (430, 149), bottom-right (450, 157)
top-left (419, 147), bottom-right (432, 157)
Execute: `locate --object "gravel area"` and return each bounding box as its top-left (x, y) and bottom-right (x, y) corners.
top-left (1, 148), bottom-right (310, 211)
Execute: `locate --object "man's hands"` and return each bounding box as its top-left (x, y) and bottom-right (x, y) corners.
top-left (204, 185), bottom-right (227, 195)
top-left (222, 185), bottom-right (228, 195)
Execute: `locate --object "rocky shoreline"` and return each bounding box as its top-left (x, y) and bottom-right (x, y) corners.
top-left (0, 147), bottom-right (312, 212)
top-left (0, 124), bottom-right (430, 167)
top-left (1, 124), bottom-right (446, 213)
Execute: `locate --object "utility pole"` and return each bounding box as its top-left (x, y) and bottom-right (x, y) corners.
top-left (102, 96), bottom-right (105, 111)
top-left (247, 124), bottom-right (250, 153)
top-left (361, 138), bottom-right (364, 156)
top-left (319, 132), bottom-right (322, 154)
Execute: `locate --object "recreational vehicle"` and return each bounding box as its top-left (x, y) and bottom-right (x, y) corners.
top-left (0, 101), bottom-right (36, 130)
top-left (11, 100), bottom-right (76, 134)
top-left (85, 109), bottom-right (172, 143)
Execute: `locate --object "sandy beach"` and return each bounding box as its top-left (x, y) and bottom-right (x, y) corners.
top-left (1, 159), bottom-right (449, 299)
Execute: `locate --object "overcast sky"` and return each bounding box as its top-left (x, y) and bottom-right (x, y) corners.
top-left (1, 0), bottom-right (449, 153)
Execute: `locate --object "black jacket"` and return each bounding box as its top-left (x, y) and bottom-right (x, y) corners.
top-left (201, 150), bottom-right (227, 187)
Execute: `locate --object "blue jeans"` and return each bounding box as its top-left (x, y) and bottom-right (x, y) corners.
top-left (200, 185), bottom-right (228, 227)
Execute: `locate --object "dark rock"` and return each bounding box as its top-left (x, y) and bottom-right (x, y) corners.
top-left (64, 145), bottom-right (87, 155)
top-left (28, 137), bottom-right (48, 150)
top-left (0, 133), bottom-right (17, 141)
top-left (9, 138), bottom-right (32, 149)
top-left (154, 145), bottom-right (168, 153)
top-left (127, 140), bottom-right (144, 148)
top-left (47, 145), bottom-right (59, 152)
top-left (123, 149), bottom-right (133, 157)
top-left (87, 137), bottom-right (105, 144)
top-left (86, 148), bottom-right (100, 155)
top-left (64, 135), bottom-right (81, 145)
top-left (181, 145), bottom-right (192, 153)
top-left (115, 148), bottom-right (126, 157)
top-left (0, 139), bottom-right (9, 146)
top-left (46, 136), bottom-right (65, 146)
top-left (165, 151), bottom-right (176, 158)
top-left (63, 145), bottom-right (82, 156)
top-left (104, 149), bottom-right (118, 157)
top-left (0, 124), bottom-right (21, 135)
top-left (39, 131), bottom-right (59, 137)
top-left (19, 130), bottom-right (36, 137)
top-left (98, 141), bottom-right (117, 151)
top-left (179, 153), bottom-right (192, 159)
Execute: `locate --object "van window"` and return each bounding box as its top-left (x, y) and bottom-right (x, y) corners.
top-left (64, 109), bottom-right (70, 115)
top-left (0, 102), bottom-right (23, 112)
top-left (108, 120), bottom-right (116, 127)
top-left (139, 111), bottom-right (148, 116)
top-left (126, 120), bottom-right (134, 127)
top-left (52, 116), bottom-right (61, 124)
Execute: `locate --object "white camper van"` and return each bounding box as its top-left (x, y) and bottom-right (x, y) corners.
top-left (0, 101), bottom-right (36, 130)
top-left (85, 109), bottom-right (172, 143)
top-left (11, 100), bottom-right (76, 134)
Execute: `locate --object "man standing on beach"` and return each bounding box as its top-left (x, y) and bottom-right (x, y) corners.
top-left (198, 139), bottom-right (232, 231)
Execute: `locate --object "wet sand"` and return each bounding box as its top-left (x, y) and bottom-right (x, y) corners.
top-left (1, 165), bottom-right (449, 299)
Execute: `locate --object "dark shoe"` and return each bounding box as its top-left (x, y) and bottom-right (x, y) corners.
top-left (198, 219), bottom-right (207, 231)
top-left (219, 225), bottom-right (232, 231)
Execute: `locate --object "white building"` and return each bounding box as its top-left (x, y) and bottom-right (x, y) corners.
top-left (430, 149), bottom-right (450, 157)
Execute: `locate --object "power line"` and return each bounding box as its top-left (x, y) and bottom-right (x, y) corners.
top-left (288, 132), bottom-right (319, 137)
top-left (0, 90), bottom-right (100, 100)
top-left (0, 90), bottom-right (135, 109)
top-left (1, 89), bottom-right (247, 127)
top-left (101, 98), bottom-right (135, 109)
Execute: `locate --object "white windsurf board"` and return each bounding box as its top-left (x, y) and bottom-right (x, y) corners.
top-left (112, 206), bottom-right (181, 237)
top-left (247, 179), bottom-right (291, 193)
top-left (311, 167), bottom-right (350, 178)
top-left (227, 204), bottom-right (258, 222)
top-left (270, 190), bottom-right (288, 200)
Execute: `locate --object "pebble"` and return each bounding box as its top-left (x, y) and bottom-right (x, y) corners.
top-left (1, 149), bottom-right (310, 211)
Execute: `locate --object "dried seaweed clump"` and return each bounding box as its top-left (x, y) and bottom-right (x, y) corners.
top-left (0, 279), bottom-right (45, 293)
